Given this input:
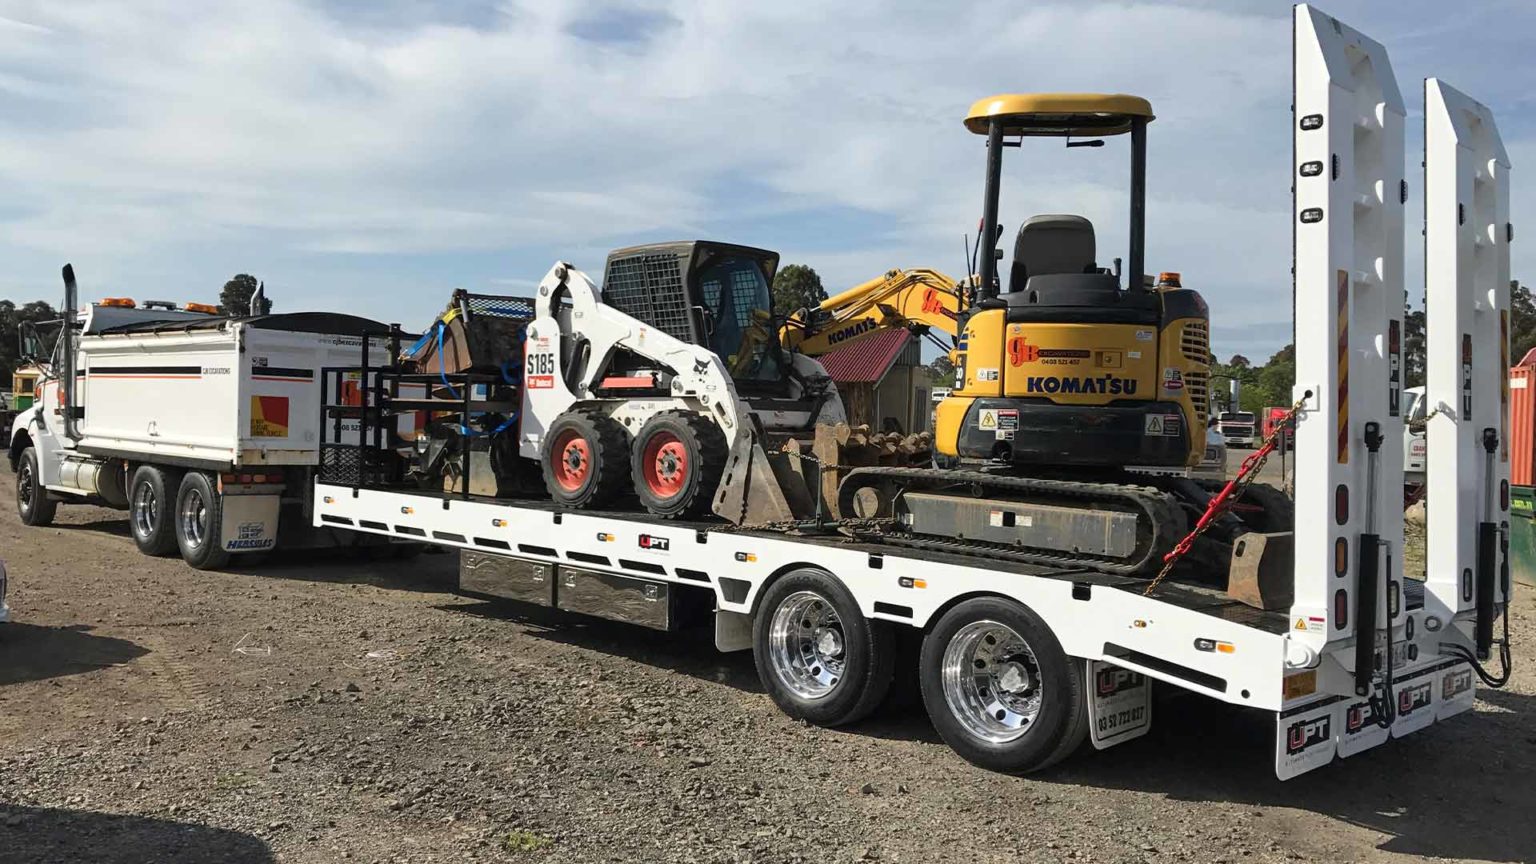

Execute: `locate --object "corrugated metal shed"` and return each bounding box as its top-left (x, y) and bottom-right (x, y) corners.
top-left (817, 329), bottom-right (913, 385)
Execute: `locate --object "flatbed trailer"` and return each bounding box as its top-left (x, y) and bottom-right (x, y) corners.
top-left (308, 7), bottom-right (1518, 779)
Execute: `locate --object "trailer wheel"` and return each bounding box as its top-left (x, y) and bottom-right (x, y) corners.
top-left (631, 412), bottom-right (726, 518)
top-left (16, 447), bottom-right (57, 527)
top-left (753, 569), bottom-right (894, 727)
top-left (174, 471), bottom-right (230, 570)
top-left (129, 465), bottom-right (180, 556)
top-left (541, 410), bottom-right (629, 509)
top-left (919, 597), bottom-right (1088, 774)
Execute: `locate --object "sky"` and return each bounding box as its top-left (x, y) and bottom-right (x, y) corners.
top-left (1, 0), bottom-right (1532, 364)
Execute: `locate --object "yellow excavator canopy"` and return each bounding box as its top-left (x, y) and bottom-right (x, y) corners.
top-left (964, 93), bottom-right (1154, 136)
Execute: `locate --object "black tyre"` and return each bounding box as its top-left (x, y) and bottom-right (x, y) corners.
top-left (16, 447), bottom-right (57, 527)
top-left (920, 596), bottom-right (1088, 774)
top-left (631, 411), bottom-right (727, 518)
top-left (129, 465), bottom-right (180, 556)
top-left (540, 410), bottom-right (629, 509)
top-left (753, 568), bottom-right (895, 727)
top-left (1236, 482), bottom-right (1294, 533)
top-left (174, 471), bottom-right (230, 570)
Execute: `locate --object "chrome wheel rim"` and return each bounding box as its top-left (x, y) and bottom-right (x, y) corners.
top-left (132, 481), bottom-right (158, 538)
top-left (179, 487), bottom-right (208, 549)
top-left (768, 590), bottom-right (846, 700)
top-left (941, 620), bottom-right (1042, 743)
top-left (17, 462), bottom-right (35, 512)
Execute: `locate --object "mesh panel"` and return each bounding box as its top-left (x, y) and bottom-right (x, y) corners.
top-left (603, 253), bottom-right (692, 342)
top-left (463, 294), bottom-right (535, 320)
top-left (319, 445), bottom-right (363, 485)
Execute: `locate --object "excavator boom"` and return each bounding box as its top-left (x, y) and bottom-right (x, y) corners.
top-left (781, 268), bottom-right (965, 355)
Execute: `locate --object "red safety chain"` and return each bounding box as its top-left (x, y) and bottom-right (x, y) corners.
top-left (1143, 397), bottom-right (1307, 596)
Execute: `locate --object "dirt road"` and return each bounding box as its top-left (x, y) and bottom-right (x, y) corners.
top-left (1, 479), bottom-right (1533, 864)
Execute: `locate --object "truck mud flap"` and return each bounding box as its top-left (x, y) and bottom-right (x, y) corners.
top-left (1275, 697), bottom-right (1337, 780)
top-left (1086, 661), bottom-right (1151, 750)
top-left (219, 494), bottom-right (280, 553)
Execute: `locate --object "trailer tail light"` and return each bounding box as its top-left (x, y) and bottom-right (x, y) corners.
top-left (1333, 589), bottom-right (1349, 630)
top-left (1334, 537), bottom-right (1348, 577)
top-left (1334, 484), bottom-right (1349, 525)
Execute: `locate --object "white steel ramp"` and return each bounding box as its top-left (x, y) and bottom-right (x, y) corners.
top-left (1423, 78), bottom-right (1512, 671)
top-left (1282, 4), bottom-right (1407, 780)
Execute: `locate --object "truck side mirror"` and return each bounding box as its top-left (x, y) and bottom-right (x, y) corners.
top-left (17, 321), bottom-right (42, 362)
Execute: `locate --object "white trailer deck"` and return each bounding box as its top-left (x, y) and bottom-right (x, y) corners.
top-left (307, 6), bottom-right (1516, 779)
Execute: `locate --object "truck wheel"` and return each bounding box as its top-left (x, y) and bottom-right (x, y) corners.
top-left (16, 447), bottom-right (57, 527)
top-left (631, 412), bottom-right (727, 518)
top-left (919, 597), bottom-right (1088, 774)
top-left (541, 410), bottom-right (628, 509)
top-left (174, 471), bottom-right (230, 570)
top-left (753, 568), bottom-right (894, 727)
top-left (129, 465), bottom-right (180, 556)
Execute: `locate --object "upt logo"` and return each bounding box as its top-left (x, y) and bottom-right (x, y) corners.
top-left (1285, 716), bottom-right (1331, 755)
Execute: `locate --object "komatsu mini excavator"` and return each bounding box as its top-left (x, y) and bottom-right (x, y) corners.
top-left (836, 94), bottom-right (1286, 575)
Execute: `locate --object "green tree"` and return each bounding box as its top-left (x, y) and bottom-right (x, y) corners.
top-left (219, 274), bottom-right (270, 315)
top-left (1403, 305), bottom-right (1426, 389)
top-left (0, 299), bottom-right (60, 387)
top-left (1512, 280), bottom-right (1536, 365)
top-left (926, 355), bottom-right (956, 387)
top-left (772, 264), bottom-right (827, 317)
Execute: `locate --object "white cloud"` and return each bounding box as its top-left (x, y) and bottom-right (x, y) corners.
top-left (0, 0), bottom-right (1528, 362)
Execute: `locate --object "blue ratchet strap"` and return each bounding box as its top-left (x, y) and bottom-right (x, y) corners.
top-left (435, 323), bottom-right (460, 400)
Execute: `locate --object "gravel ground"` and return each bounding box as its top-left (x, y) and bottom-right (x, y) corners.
top-left (1, 479), bottom-right (1534, 864)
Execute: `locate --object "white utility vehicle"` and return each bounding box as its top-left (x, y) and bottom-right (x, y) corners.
top-left (305, 7), bottom-right (1516, 779)
top-left (7, 268), bottom-right (398, 569)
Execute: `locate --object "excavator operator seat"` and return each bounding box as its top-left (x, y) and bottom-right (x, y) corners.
top-left (1008, 214), bottom-right (1096, 294)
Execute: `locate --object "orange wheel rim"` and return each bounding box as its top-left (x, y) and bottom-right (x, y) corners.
top-left (642, 431), bottom-right (689, 498)
top-left (552, 429), bottom-right (591, 492)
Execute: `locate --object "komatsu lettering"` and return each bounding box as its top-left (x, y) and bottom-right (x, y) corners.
top-left (827, 320), bottom-right (877, 344)
top-left (1026, 375), bottom-right (1137, 395)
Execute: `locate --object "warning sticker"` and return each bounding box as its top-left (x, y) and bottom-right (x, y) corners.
top-left (250, 395), bottom-right (290, 438)
top-left (997, 409), bottom-right (1019, 431)
top-left (1144, 414), bottom-right (1182, 437)
top-left (1135, 330), bottom-right (1155, 342)
top-left (1162, 368), bottom-right (1185, 392)
top-left (976, 368), bottom-right (1000, 382)
top-left (978, 410), bottom-right (998, 430)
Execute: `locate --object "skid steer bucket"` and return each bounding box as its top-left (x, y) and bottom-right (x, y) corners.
top-left (712, 417), bottom-right (816, 526)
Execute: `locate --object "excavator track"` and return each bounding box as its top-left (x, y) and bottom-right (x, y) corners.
top-left (837, 466), bottom-right (1188, 577)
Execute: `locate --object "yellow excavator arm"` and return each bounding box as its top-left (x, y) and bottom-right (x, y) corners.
top-left (780, 268), bottom-right (965, 356)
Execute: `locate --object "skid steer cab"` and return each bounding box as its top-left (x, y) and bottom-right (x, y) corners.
top-left (519, 241), bottom-right (845, 523)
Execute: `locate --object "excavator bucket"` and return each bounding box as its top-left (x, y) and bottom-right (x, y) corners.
top-left (713, 418), bottom-right (816, 526)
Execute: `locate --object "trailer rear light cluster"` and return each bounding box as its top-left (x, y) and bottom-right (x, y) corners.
top-left (220, 472), bottom-right (277, 486)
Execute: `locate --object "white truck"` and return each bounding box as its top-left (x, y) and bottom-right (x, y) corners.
top-left (305, 7), bottom-right (1516, 780)
top-left (7, 266), bottom-right (400, 569)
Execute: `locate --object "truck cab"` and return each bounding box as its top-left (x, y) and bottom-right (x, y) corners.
top-left (1217, 410), bottom-right (1257, 448)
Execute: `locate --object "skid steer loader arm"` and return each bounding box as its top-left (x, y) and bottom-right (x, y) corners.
top-left (521, 261), bottom-right (815, 525)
